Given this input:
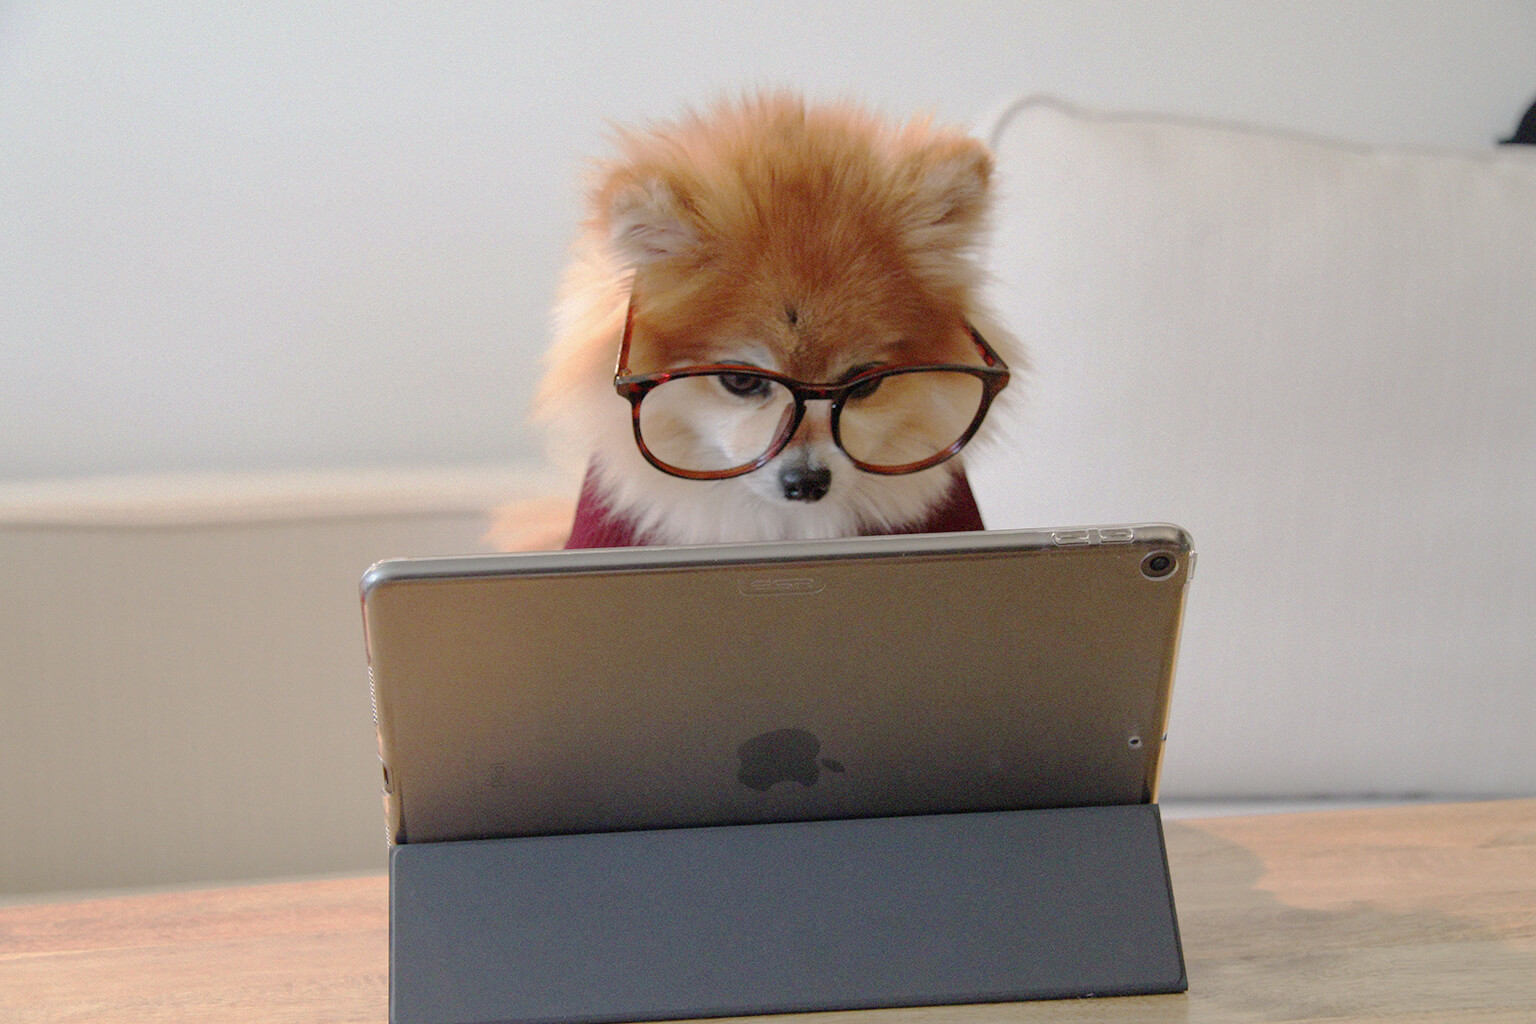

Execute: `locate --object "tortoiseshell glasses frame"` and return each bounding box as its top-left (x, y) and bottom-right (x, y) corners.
top-left (612, 292), bottom-right (1011, 481)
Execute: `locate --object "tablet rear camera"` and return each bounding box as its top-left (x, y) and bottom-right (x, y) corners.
top-left (1141, 552), bottom-right (1178, 579)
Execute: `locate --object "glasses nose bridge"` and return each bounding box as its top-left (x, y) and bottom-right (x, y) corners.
top-left (769, 380), bottom-right (838, 452)
top-left (792, 379), bottom-right (852, 405)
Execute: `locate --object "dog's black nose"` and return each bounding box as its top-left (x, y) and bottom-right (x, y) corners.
top-left (779, 465), bottom-right (832, 502)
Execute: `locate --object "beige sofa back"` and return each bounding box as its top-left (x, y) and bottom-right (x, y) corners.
top-left (971, 98), bottom-right (1536, 801)
top-left (0, 469), bottom-right (526, 895)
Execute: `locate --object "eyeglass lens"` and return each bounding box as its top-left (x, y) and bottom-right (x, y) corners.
top-left (836, 370), bottom-right (985, 467)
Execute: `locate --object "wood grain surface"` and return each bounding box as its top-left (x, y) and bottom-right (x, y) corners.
top-left (2, 799), bottom-right (1532, 1023)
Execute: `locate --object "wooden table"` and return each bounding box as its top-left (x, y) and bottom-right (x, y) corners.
top-left (2, 799), bottom-right (1532, 1023)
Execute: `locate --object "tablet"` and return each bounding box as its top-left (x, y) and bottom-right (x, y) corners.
top-left (361, 525), bottom-right (1192, 845)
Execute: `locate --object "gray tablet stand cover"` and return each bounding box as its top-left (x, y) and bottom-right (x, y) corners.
top-left (389, 803), bottom-right (1186, 1024)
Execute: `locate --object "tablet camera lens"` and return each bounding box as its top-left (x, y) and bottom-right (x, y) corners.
top-left (1141, 552), bottom-right (1177, 579)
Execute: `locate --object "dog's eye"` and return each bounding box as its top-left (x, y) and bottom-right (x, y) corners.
top-left (717, 372), bottom-right (771, 399)
top-left (843, 366), bottom-right (885, 401)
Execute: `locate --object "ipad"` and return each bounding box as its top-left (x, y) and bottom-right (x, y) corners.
top-left (361, 525), bottom-right (1193, 845)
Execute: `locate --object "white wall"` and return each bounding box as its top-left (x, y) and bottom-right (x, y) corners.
top-left (3, 0), bottom-right (1533, 481)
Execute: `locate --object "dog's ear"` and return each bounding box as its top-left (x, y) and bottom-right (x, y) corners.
top-left (900, 137), bottom-right (994, 249)
top-left (602, 171), bottom-right (700, 267)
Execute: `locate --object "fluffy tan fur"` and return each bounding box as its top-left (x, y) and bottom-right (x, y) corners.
top-left (528, 92), bottom-right (1021, 546)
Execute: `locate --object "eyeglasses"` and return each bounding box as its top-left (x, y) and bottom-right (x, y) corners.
top-left (613, 293), bottom-right (1010, 480)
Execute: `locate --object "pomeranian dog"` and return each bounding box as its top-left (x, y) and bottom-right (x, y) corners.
top-left (516, 92), bottom-right (1020, 549)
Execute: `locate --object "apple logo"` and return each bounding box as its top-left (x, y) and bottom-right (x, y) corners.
top-left (736, 727), bottom-right (845, 791)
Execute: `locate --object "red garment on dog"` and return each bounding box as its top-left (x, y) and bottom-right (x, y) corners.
top-left (565, 463), bottom-right (985, 548)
